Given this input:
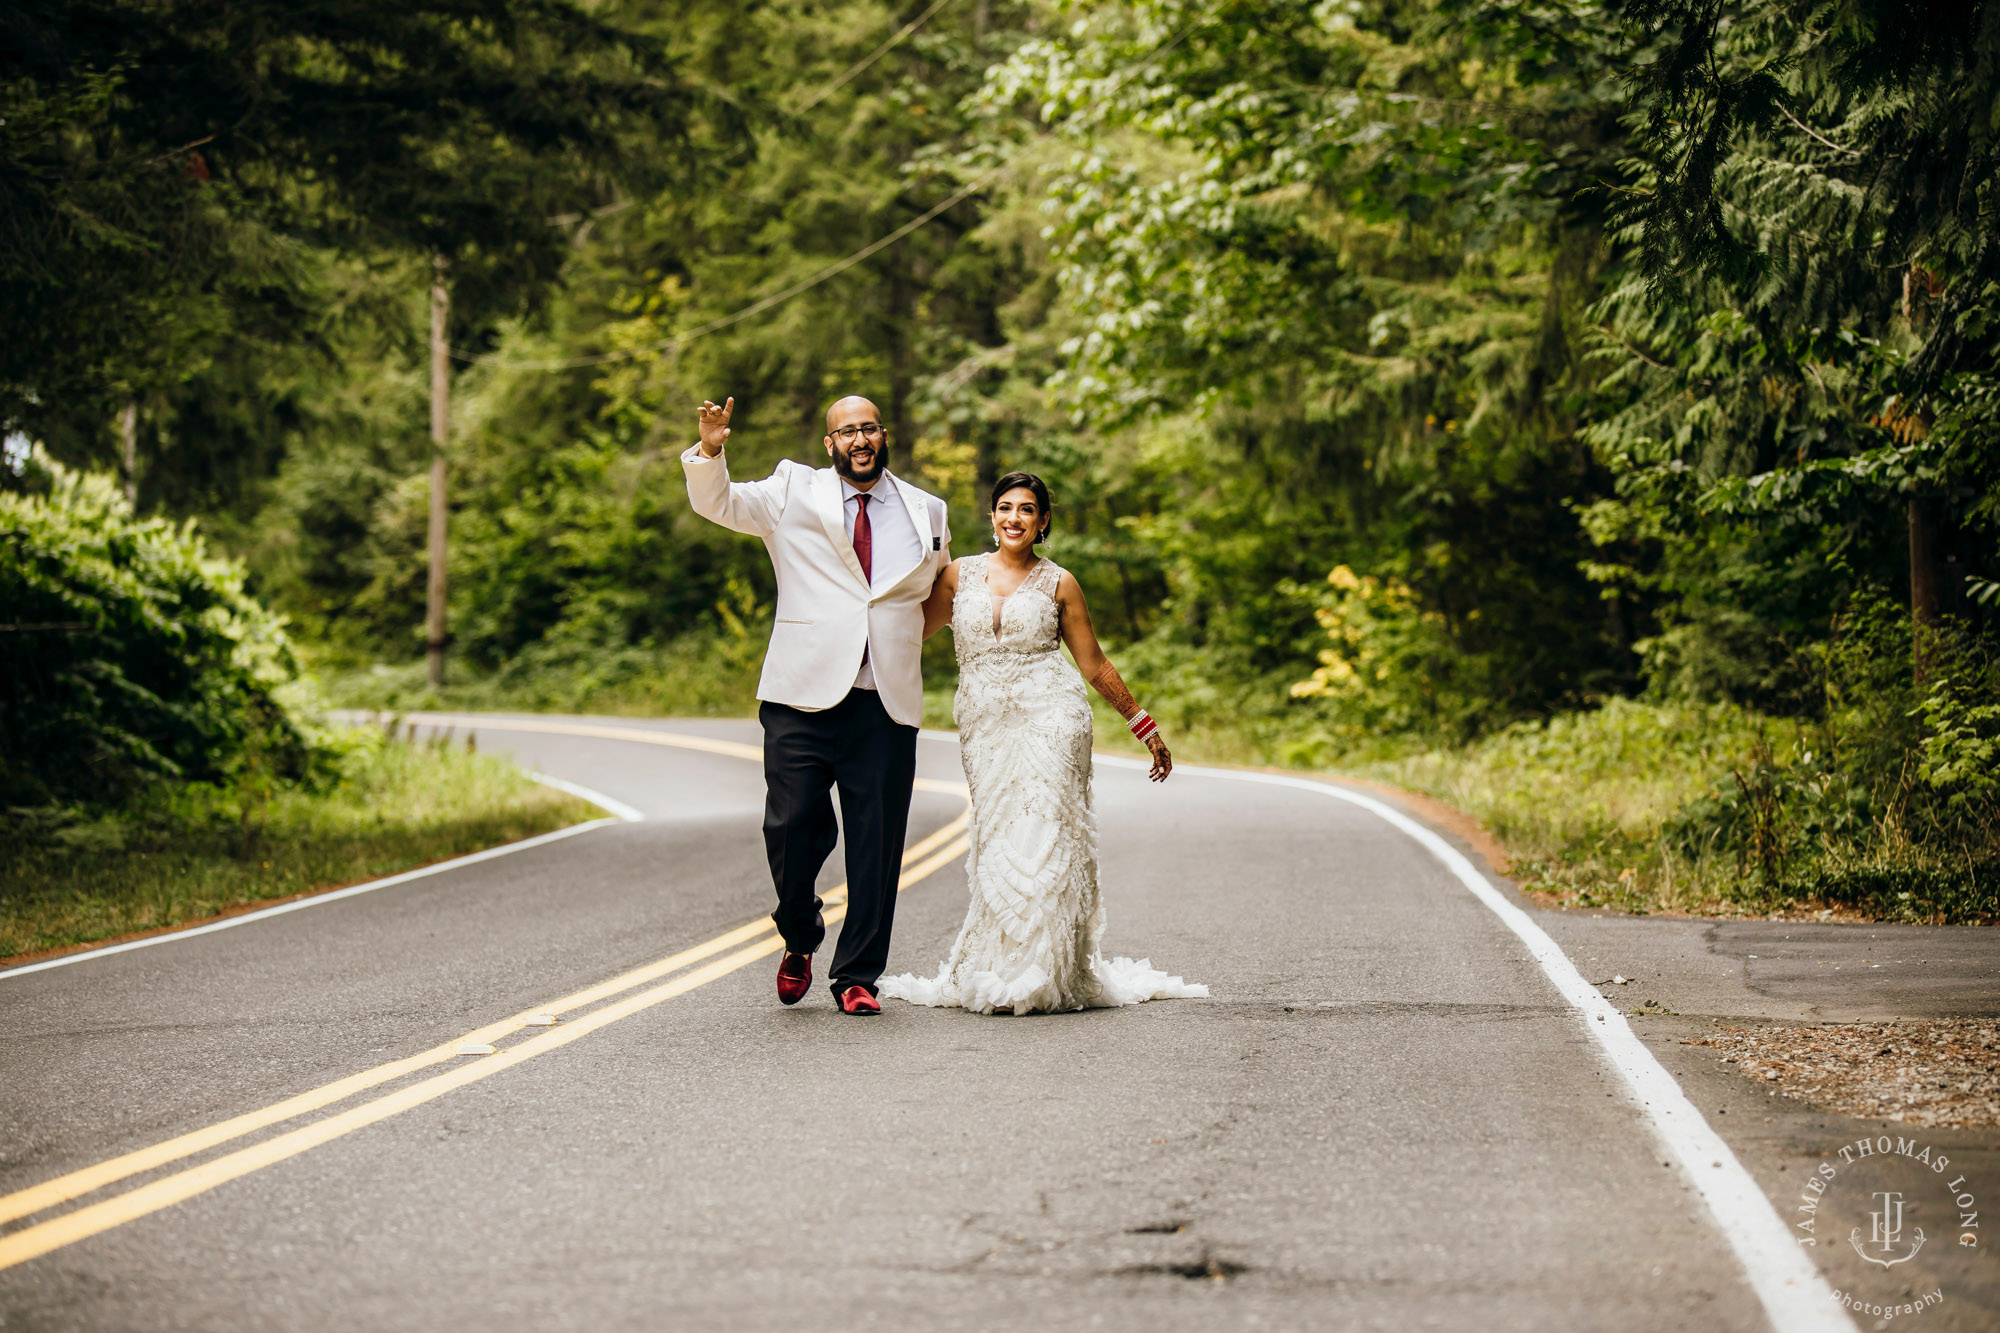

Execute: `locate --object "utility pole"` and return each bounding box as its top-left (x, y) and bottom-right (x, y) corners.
top-left (119, 402), bottom-right (138, 510)
top-left (1910, 495), bottom-right (1940, 685)
top-left (426, 258), bottom-right (451, 689)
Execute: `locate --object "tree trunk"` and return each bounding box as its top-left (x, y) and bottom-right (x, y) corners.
top-left (119, 402), bottom-right (138, 511)
top-left (426, 261), bottom-right (451, 690)
top-left (1909, 494), bottom-right (1940, 683)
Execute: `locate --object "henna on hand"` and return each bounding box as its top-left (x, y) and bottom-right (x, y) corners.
top-left (1088, 660), bottom-right (1139, 718)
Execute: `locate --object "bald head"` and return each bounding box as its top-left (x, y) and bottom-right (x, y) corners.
top-left (823, 394), bottom-right (888, 485)
top-left (825, 396), bottom-right (881, 432)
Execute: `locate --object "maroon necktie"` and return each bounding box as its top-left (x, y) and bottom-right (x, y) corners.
top-left (853, 493), bottom-right (873, 584)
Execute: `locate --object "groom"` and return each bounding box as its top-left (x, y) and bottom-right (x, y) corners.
top-left (682, 395), bottom-right (950, 1015)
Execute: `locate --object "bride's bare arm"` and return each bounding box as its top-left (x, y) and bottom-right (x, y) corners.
top-left (921, 559), bottom-right (960, 639)
top-left (1054, 572), bottom-right (1171, 782)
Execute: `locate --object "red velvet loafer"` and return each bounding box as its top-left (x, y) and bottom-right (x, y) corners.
top-left (835, 985), bottom-right (881, 1016)
top-left (776, 951), bottom-right (812, 1006)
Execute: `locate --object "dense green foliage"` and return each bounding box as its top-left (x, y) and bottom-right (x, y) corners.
top-left (1590, 0), bottom-right (2000, 705)
top-left (9, 0), bottom-right (1997, 918)
top-left (2, 0), bottom-right (703, 508)
top-left (1, 451), bottom-right (320, 804)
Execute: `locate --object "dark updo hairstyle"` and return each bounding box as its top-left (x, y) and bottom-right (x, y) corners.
top-left (990, 470), bottom-right (1053, 545)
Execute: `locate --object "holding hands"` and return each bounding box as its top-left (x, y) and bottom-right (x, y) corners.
top-left (697, 397), bottom-right (734, 456)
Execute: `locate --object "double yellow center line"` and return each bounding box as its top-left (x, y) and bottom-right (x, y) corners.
top-left (0, 718), bottom-right (969, 1272)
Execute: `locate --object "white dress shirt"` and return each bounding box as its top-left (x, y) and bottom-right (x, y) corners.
top-left (841, 473), bottom-right (922, 690)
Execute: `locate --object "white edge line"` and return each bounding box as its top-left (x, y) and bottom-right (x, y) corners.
top-left (1089, 753), bottom-right (1852, 1333)
top-left (526, 771), bottom-right (646, 823)
top-left (0, 819), bottom-right (618, 983)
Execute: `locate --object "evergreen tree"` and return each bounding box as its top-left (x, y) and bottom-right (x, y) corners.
top-left (2, 0), bottom-right (704, 481)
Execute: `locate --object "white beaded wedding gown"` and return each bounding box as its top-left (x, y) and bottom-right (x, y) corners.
top-left (878, 554), bottom-right (1207, 1015)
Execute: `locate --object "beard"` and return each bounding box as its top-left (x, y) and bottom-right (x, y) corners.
top-left (832, 438), bottom-right (888, 484)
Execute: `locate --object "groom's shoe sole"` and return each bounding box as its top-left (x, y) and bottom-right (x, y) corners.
top-left (835, 985), bottom-right (881, 1016)
top-left (777, 952), bottom-right (813, 1006)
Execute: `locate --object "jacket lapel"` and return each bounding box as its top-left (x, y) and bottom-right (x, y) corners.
top-left (811, 468), bottom-right (871, 589)
top-left (867, 470), bottom-right (931, 595)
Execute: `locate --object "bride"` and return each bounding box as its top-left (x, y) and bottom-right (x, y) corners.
top-left (878, 472), bottom-right (1207, 1016)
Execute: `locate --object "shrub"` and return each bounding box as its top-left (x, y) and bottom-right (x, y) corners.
top-left (1286, 564), bottom-right (1510, 744)
top-left (1, 452), bottom-right (324, 804)
top-left (1658, 596), bottom-right (1998, 915)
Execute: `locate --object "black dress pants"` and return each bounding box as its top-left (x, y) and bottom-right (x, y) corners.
top-left (759, 689), bottom-right (918, 994)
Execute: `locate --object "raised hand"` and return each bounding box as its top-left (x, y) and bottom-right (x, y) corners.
top-left (697, 396), bottom-right (734, 456)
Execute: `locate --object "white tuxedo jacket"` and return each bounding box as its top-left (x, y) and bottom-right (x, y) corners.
top-left (682, 446), bottom-right (949, 727)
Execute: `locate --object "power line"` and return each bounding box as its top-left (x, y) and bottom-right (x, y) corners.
top-left (471, 170), bottom-right (997, 372)
top-left (796, 0), bottom-right (959, 114)
top-left (461, 15), bottom-right (1204, 376)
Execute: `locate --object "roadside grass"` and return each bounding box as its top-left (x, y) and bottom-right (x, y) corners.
top-left (0, 733), bottom-right (598, 963)
top-left (1337, 700), bottom-right (1793, 918)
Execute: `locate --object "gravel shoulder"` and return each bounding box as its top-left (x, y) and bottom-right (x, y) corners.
top-left (1679, 1020), bottom-right (2000, 1130)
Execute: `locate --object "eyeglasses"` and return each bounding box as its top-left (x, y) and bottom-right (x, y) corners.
top-left (831, 422), bottom-right (885, 443)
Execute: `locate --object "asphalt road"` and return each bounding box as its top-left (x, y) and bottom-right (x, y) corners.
top-left (2, 714), bottom-right (1991, 1330)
